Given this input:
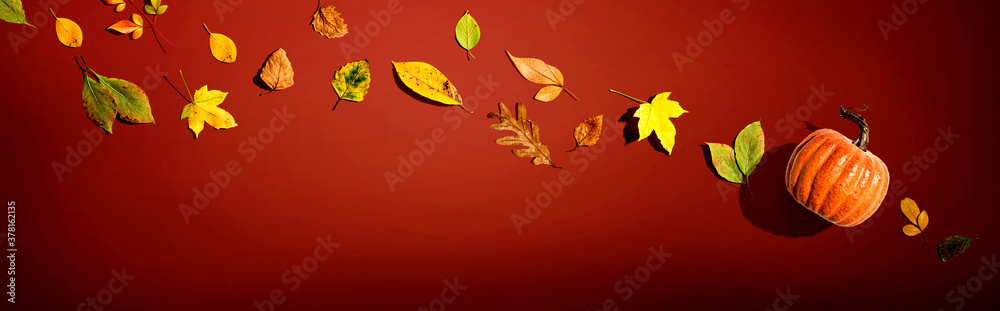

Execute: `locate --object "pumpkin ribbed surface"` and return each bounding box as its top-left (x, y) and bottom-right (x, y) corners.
top-left (784, 129), bottom-right (890, 227)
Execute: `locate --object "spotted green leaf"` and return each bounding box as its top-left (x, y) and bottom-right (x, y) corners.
top-left (0, 0), bottom-right (34, 27)
top-left (95, 73), bottom-right (155, 124)
top-left (938, 236), bottom-right (977, 262)
top-left (331, 59), bottom-right (370, 110)
top-left (81, 75), bottom-right (117, 134)
top-left (455, 11), bottom-right (480, 60)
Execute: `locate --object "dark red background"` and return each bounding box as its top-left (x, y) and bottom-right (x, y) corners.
top-left (2, 0), bottom-right (998, 310)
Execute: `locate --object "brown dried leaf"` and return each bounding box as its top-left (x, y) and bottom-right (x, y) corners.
top-left (506, 50), bottom-right (579, 102)
top-left (568, 115), bottom-right (602, 152)
top-left (258, 48), bottom-right (294, 92)
top-left (311, 5), bottom-right (348, 39)
top-left (487, 102), bottom-right (560, 169)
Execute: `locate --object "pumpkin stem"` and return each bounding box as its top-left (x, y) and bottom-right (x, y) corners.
top-left (838, 106), bottom-right (870, 152)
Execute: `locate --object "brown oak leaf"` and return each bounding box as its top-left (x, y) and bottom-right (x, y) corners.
top-left (488, 102), bottom-right (560, 168)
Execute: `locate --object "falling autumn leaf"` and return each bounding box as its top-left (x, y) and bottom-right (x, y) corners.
top-left (900, 198), bottom-right (930, 246)
top-left (938, 236), bottom-right (978, 262)
top-left (102, 0), bottom-right (126, 13)
top-left (567, 115), bottom-right (602, 152)
top-left (506, 51), bottom-right (578, 102)
top-left (331, 59), bottom-right (370, 110)
top-left (143, 0), bottom-right (167, 15)
top-left (488, 102), bottom-right (560, 169)
top-left (455, 11), bottom-right (480, 60)
top-left (707, 143), bottom-right (743, 184)
top-left (610, 89), bottom-right (688, 154)
top-left (310, 1), bottom-right (348, 39)
top-left (105, 14), bottom-right (144, 40)
top-left (1, 0), bottom-right (34, 27)
top-left (257, 48), bottom-right (294, 93)
top-left (181, 85), bottom-right (237, 139)
top-left (80, 69), bottom-right (117, 134)
top-left (391, 61), bottom-right (471, 112)
top-left (203, 23), bottom-right (236, 63)
top-left (50, 8), bottom-right (82, 47)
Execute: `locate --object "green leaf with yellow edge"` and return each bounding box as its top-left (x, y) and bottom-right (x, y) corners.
top-left (392, 61), bottom-right (471, 113)
top-left (81, 74), bottom-right (117, 134)
top-left (181, 85), bottom-right (237, 139)
top-left (735, 121), bottom-right (764, 177)
top-left (94, 73), bottom-right (154, 125)
top-left (707, 143), bottom-right (742, 184)
top-left (455, 11), bottom-right (480, 60)
top-left (609, 89), bottom-right (687, 154)
top-left (331, 59), bottom-right (370, 110)
top-left (938, 236), bottom-right (977, 262)
top-left (204, 23), bottom-right (236, 63)
top-left (1, 0), bottom-right (35, 27)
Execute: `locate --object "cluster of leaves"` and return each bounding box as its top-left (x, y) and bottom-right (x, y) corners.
top-left (75, 56), bottom-right (154, 134)
top-left (507, 51), bottom-right (578, 102)
top-left (899, 198), bottom-right (979, 262)
top-left (707, 122), bottom-right (764, 195)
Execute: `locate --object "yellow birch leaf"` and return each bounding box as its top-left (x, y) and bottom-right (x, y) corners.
top-left (50, 9), bottom-right (82, 48)
top-left (203, 23), bottom-right (236, 63)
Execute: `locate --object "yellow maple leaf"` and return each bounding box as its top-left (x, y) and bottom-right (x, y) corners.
top-left (180, 86), bottom-right (237, 139)
top-left (610, 90), bottom-right (688, 154)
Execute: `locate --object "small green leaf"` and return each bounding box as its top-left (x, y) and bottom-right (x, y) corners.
top-left (81, 75), bottom-right (117, 134)
top-left (143, 4), bottom-right (156, 15)
top-left (95, 73), bottom-right (155, 124)
top-left (156, 5), bottom-right (167, 15)
top-left (152, 0), bottom-right (161, 7)
top-left (0, 0), bottom-right (35, 27)
top-left (455, 11), bottom-right (480, 60)
top-left (938, 236), bottom-right (977, 262)
top-left (735, 121), bottom-right (764, 177)
top-left (707, 143), bottom-right (742, 184)
top-left (332, 59), bottom-right (371, 106)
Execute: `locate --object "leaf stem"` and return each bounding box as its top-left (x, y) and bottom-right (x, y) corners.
top-left (564, 88), bottom-right (580, 100)
top-left (332, 97), bottom-right (342, 111)
top-left (178, 70), bottom-right (193, 101)
top-left (163, 70), bottom-right (192, 103)
top-left (609, 89), bottom-right (646, 104)
top-left (744, 175), bottom-right (754, 197)
top-left (922, 231), bottom-right (930, 247)
top-left (127, 0), bottom-right (175, 51)
top-left (202, 23), bottom-right (212, 35)
top-left (467, 49), bottom-right (476, 61)
top-left (458, 104), bottom-right (473, 114)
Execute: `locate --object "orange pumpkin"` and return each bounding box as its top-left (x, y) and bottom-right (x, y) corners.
top-left (785, 107), bottom-right (890, 227)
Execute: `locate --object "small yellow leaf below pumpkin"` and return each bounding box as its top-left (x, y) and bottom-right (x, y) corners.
top-left (899, 197), bottom-right (930, 246)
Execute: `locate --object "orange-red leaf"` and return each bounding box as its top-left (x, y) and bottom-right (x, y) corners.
top-left (106, 20), bottom-right (139, 35)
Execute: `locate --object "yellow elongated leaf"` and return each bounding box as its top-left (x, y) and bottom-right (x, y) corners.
top-left (311, 4), bottom-right (348, 38)
top-left (488, 102), bottom-right (559, 168)
top-left (180, 85), bottom-right (237, 139)
top-left (902, 224), bottom-right (922, 237)
top-left (391, 61), bottom-right (470, 112)
top-left (506, 50), bottom-right (578, 101)
top-left (50, 9), bottom-right (82, 48)
top-left (917, 210), bottom-right (929, 230)
top-left (203, 23), bottom-right (236, 63)
top-left (258, 48), bottom-right (294, 92)
top-left (900, 197), bottom-right (920, 225)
